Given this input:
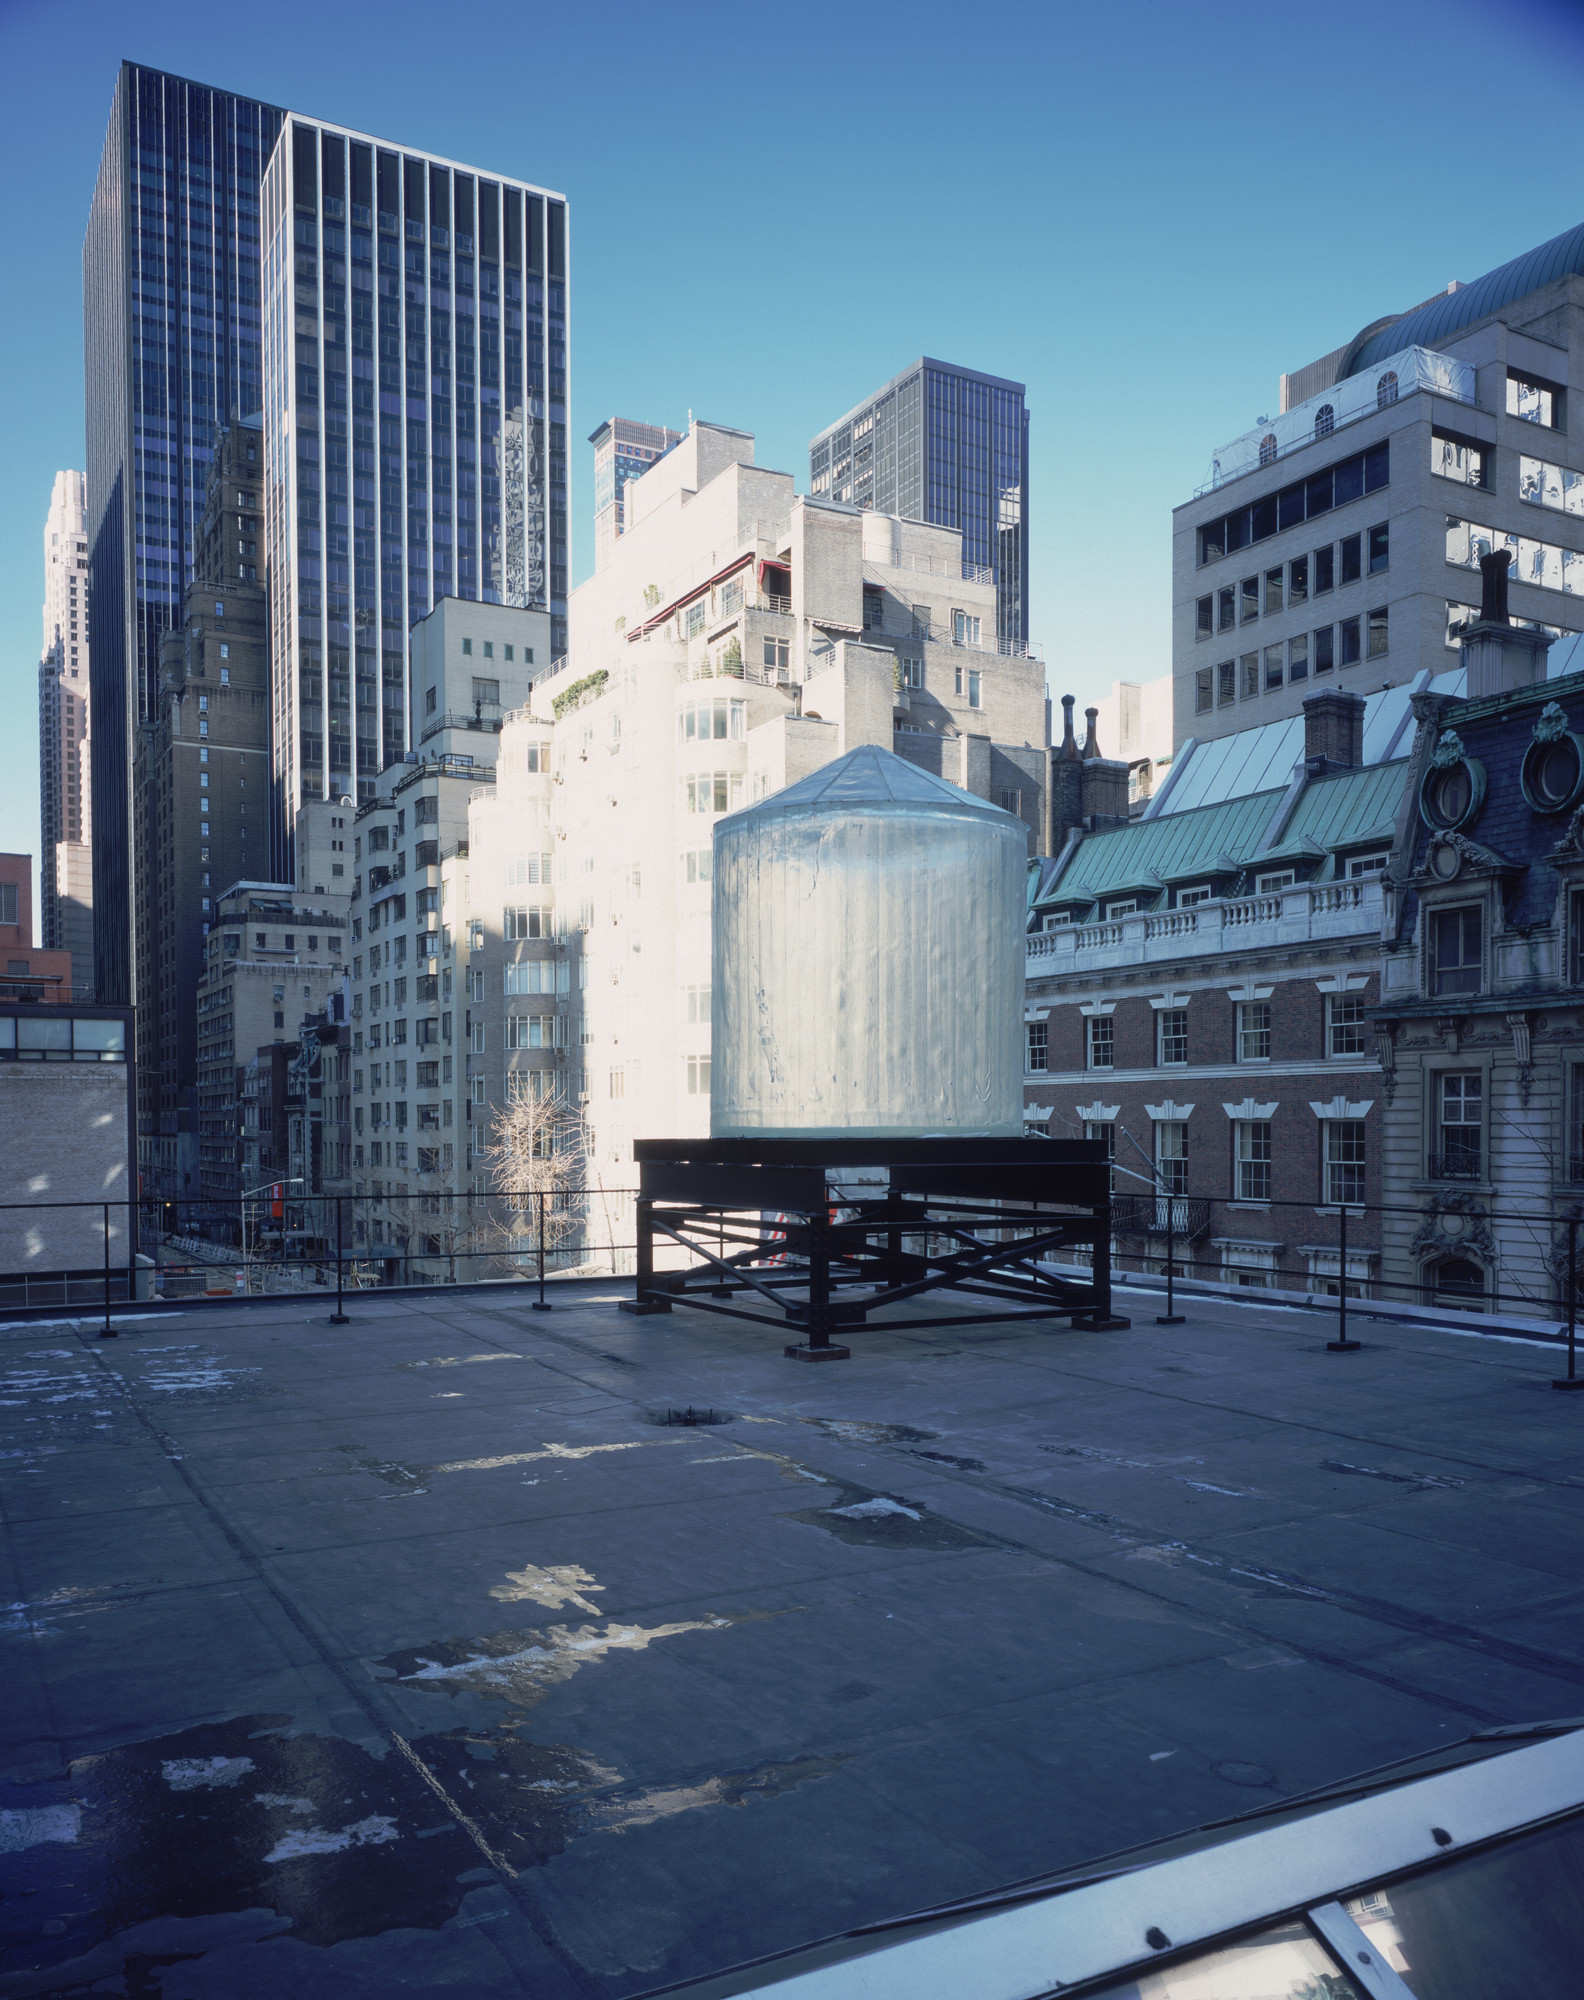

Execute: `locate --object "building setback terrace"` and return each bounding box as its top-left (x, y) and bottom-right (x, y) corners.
top-left (2, 1287), bottom-right (1583, 1994)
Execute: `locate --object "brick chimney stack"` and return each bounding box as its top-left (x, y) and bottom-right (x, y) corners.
top-left (1303, 690), bottom-right (1366, 769)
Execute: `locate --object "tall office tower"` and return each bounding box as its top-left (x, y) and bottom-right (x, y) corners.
top-left (589, 417), bottom-right (681, 570)
top-left (38, 472), bottom-right (93, 975)
top-left (85, 63), bottom-right (286, 1006)
top-left (260, 120), bottom-right (568, 871)
top-left (809, 360), bottom-right (1030, 653)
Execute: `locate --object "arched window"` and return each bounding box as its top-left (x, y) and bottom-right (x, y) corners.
top-left (1258, 433), bottom-right (1277, 467)
top-left (1427, 1256), bottom-right (1484, 1312)
top-left (1377, 370), bottom-right (1399, 409)
top-left (1315, 404), bottom-right (1335, 439)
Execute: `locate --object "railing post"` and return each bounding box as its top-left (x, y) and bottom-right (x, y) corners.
top-left (1555, 1216), bottom-right (1583, 1390)
top-left (100, 1201), bottom-right (118, 1338)
top-left (531, 1189), bottom-right (552, 1311)
top-left (1328, 1198), bottom-right (1361, 1350)
top-left (1157, 1190), bottom-right (1183, 1325)
top-left (330, 1193), bottom-right (349, 1324)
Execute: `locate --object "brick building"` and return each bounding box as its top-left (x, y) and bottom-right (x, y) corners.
top-left (1025, 690), bottom-right (1409, 1297)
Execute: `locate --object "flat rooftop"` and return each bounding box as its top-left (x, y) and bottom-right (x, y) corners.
top-left (3, 1284), bottom-right (1583, 1995)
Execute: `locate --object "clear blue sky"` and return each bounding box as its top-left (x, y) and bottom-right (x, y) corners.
top-left (3, 0), bottom-right (1583, 931)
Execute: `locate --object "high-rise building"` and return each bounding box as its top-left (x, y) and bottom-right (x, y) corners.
top-left (589, 417), bottom-right (681, 570)
top-left (86, 64), bottom-right (287, 1007)
top-left (809, 360), bottom-right (1030, 653)
top-left (1175, 221), bottom-right (1584, 747)
top-left (134, 420), bottom-right (276, 1202)
top-left (85, 62), bottom-right (570, 1001)
top-left (37, 471), bottom-right (92, 980)
top-left (259, 119), bottom-right (568, 868)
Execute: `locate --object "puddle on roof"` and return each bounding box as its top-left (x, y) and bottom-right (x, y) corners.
top-left (797, 1418), bottom-right (939, 1446)
top-left (0, 1709), bottom-right (845, 1987)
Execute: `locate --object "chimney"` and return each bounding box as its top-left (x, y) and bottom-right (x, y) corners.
top-left (1461, 548), bottom-right (1550, 697)
top-left (1077, 706), bottom-right (1130, 822)
top-left (1048, 696), bottom-right (1084, 842)
top-left (1303, 690), bottom-right (1366, 768)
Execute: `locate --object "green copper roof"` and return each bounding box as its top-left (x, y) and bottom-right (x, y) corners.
top-left (1283, 758), bottom-right (1406, 851)
top-left (1041, 789), bottom-right (1284, 903)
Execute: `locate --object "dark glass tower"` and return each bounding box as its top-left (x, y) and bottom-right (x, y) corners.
top-left (260, 119), bottom-right (567, 868)
top-left (808, 359), bottom-right (1030, 653)
top-left (85, 63), bottom-right (286, 1006)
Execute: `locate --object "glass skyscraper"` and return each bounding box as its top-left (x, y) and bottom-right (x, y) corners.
top-left (84, 62), bottom-right (569, 999)
top-left (85, 63), bottom-right (286, 1004)
top-left (808, 359), bottom-right (1029, 652)
top-left (260, 121), bottom-right (567, 860)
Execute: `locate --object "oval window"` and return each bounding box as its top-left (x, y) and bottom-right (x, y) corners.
top-left (1520, 726), bottom-right (1584, 814)
top-left (1433, 764), bottom-right (1471, 821)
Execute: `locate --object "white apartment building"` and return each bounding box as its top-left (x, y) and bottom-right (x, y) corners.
top-left (522, 421), bottom-right (1050, 1252)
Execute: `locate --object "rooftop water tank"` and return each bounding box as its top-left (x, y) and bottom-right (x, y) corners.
top-left (711, 745), bottom-right (1026, 1137)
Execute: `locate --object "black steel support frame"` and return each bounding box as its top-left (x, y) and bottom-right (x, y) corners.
top-left (622, 1138), bottom-right (1128, 1357)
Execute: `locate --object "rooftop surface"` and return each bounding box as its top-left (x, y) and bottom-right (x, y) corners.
top-left (3, 1284), bottom-right (1583, 1996)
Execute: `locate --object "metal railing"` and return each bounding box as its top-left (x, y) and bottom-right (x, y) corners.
top-left (1425, 1151), bottom-right (1483, 1183)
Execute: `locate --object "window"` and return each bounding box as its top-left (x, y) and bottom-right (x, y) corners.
top-left (1195, 669), bottom-right (1213, 715)
top-left (0, 884), bottom-right (15, 926)
top-left (1178, 884), bottom-right (1212, 906)
top-left (1264, 567), bottom-right (1282, 616)
top-left (503, 645), bottom-right (515, 662)
top-left (1197, 595), bottom-right (1213, 640)
top-left (683, 848), bottom-right (713, 885)
top-left (1086, 1015), bottom-right (1114, 1069)
top-left (1431, 905), bottom-right (1482, 996)
top-left (684, 772), bottom-right (743, 814)
top-left (1519, 453), bottom-right (1584, 515)
top-left (1572, 889), bottom-right (1584, 987)
top-left (1235, 1121), bottom-right (1272, 1202)
top-left (1437, 1071), bottom-right (1482, 1179)
top-left (1258, 433), bottom-right (1277, 467)
top-left (1155, 1120), bottom-right (1187, 1197)
top-left (1026, 1020), bottom-right (1048, 1072)
top-left (1340, 615), bottom-right (1361, 665)
top-left (472, 677), bottom-right (500, 705)
top-left (462, 637), bottom-right (472, 655)
top-left (686, 1054), bottom-right (711, 1094)
top-left (685, 601), bottom-right (706, 638)
top-left (1433, 434), bottom-right (1486, 487)
top-left (1367, 605), bottom-right (1389, 657)
top-left (424, 686), bottom-right (437, 715)
top-left (1264, 644), bottom-right (1283, 691)
top-left (953, 663), bottom-right (983, 705)
top-left (763, 636), bottom-right (791, 671)
top-left (1314, 624), bottom-right (1335, 674)
top-left (952, 610), bottom-right (981, 647)
top-left (1257, 870), bottom-right (1295, 893)
top-left (899, 656), bottom-right (923, 688)
top-left (1346, 852), bottom-right (1388, 880)
top-left (1314, 404), bottom-right (1334, 439)
top-left (1157, 1008), bottom-right (1187, 1066)
top-left (1238, 1000), bottom-right (1271, 1061)
top-left (1315, 544), bottom-right (1335, 594)
top-left (1195, 444), bottom-right (1388, 566)
top-left (685, 983), bottom-right (711, 1025)
top-left (1368, 523), bottom-right (1390, 575)
top-left (1376, 369), bottom-right (1398, 409)
top-left (678, 699), bottom-right (747, 744)
top-left (1241, 652), bottom-right (1259, 699)
top-left (1325, 1120), bottom-right (1365, 1205)
top-left (1107, 899), bottom-right (1138, 918)
top-left (1340, 533), bottom-right (1362, 585)
top-left (1327, 993), bottom-right (1367, 1055)
top-left (862, 587), bottom-right (885, 631)
top-left (1508, 371), bottom-right (1557, 427)
top-left (1288, 633), bottom-right (1308, 683)
top-left (1084, 1121), bottom-right (1115, 1160)
top-left (1241, 576), bottom-right (1259, 624)
top-left (1289, 555), bottom-right (1308, 605)
top-left (1218, 587), bottom-right (1236, 632)
top-left (503, 906), bottom-right (552, 941)
top-left (1217, 660), bottom-right (1236, 706)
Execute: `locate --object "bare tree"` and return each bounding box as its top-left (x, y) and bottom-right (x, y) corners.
top-left (481, 1083), bottom-right (586, 1274)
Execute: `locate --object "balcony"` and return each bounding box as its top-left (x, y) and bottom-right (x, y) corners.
top-left (1112, 1195), bottom-right (1210, 1238)
top-left (1028, 880), bottom-right (1382, 974)
top-left (1426, 1150), bottom-right (1483, 1183)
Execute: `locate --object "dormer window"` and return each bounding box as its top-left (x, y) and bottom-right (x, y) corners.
top-left (1177, 884), bottom-right (1212, 906)
top-left (1107, 899), bottom-right (1139, 918)
top-left (1257, 870), bottom-right (1295, 893)
top-left (1346, 851), bottom-right (1389, 878)
top-left (1431, 906), bottom-right (1482, 996)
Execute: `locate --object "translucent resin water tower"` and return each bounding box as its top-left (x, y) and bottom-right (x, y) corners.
top-left (710, 745), bottom-right (1026, 1138)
